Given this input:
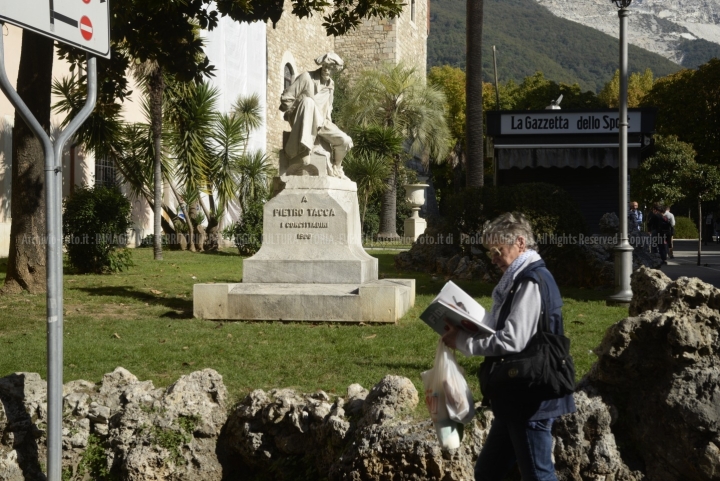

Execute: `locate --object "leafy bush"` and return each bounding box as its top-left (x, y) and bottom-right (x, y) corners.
top-left (442, 183), bottom-right (587, 247)
top-left (233, 200), bottom-right (264, 256)
top-left (674, 216), bottom-right (699, 239)
top-left (139, 234), bottom-right (167, 248)
top-left (63, 185), bottom-right (133, 274)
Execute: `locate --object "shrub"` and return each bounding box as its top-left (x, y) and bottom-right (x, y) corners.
top-left (359, 164), bottom-right (418, 241)
top-left (674, 216), bottom-right (699, 239)
top-left (442, 183), bottom-right (587, 248)
top-left (139, 234), bottom-right (167, 248)
top-left (233, 200), bottom-right (264, 256)
top-left (63, 185), bottom-right (134, 274)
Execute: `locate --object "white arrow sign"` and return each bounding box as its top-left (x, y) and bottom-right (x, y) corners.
top-left (0, 0), bottom-right (110, 58)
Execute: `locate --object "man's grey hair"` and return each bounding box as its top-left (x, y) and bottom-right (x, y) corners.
top-left (482, 212), bottom-right (537, 250)
top-left (315, 52), bottom-right (344, 67)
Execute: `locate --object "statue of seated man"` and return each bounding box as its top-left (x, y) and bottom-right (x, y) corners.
top-left (279, 52), bottom-right (353, 178)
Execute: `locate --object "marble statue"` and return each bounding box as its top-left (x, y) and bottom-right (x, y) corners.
top-left (279, 52), bottom-right (353, 178)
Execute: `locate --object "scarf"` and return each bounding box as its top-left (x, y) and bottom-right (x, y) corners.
top-left (489, 249), bottom-right (539, 325)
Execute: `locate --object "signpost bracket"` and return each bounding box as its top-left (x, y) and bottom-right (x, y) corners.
top-left (0, 27), bottom-right (98, 481)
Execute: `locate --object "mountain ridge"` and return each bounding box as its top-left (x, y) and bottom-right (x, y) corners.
top-left (428, 0), bottom-right (713, 92)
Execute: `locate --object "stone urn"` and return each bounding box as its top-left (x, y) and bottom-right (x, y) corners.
top-left (403, 183), bottom-right (428, 242)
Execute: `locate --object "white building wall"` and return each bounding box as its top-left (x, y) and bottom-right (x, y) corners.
top-left (0, 25), bottom-right (83, 257)
top-left (203, 18), bottom-right (268, 153)
top-left (202, 19), bottom-right (268, 234)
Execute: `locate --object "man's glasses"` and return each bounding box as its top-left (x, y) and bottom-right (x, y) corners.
top-left (486, 247), bottom-right (502, 259)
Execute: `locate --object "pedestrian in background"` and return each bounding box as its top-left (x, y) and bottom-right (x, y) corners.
top-left (648, 203), bottom-right (668, 265)
top-left (704, 212), bottom-right (714, 246)
top-left (628, 201), bottom-right (643, 232)
top-left (664, 205), bottom-right (675, 258)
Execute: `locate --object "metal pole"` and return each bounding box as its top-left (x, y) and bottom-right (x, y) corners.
top-left (47, 56), bottom-right (96, 481)
top-left (608, 5), bottom-right (633, 305)
top-left (0, 31), bottom-right (60, 478)
top-left (0, 30), bottom-right (97, 478)
top-left (493, 46), bottom-right (500, 111)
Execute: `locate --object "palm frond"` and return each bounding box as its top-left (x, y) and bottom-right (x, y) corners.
top-left (237, 150), bottom-right (275, 211)
top-left (232, 93), bottom-right (263, 133)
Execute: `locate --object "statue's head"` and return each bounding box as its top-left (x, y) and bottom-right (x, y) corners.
top-left (315, 52), bottom-right (344, 79)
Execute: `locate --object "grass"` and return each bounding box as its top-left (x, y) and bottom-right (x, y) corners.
top-left (0, 249), bottom-right (628, 408)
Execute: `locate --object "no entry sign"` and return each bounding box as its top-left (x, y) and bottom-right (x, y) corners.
top-left (0, 0), bottom-right (110, 58)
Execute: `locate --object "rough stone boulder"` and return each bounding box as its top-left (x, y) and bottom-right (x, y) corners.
top-left (0, 368), bottom-right (227, 481)
top-left (218, 374), bottom-right (491, 481)
top-left (553, 386), bottom-right (645, 481)
top-left (585, 267), bottom-right (720, 481)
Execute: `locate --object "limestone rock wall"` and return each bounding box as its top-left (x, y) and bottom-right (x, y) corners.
top-left (8, 266), bottom-right (720, 480)
top-left (0, 368), bottom-right (228, 481)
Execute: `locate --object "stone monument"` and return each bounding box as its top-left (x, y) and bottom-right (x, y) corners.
top-left (194, 53), bottom-right (414, 323)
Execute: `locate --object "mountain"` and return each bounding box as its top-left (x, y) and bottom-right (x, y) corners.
top-left (536, 0), bottom-right (720, 68)
top-left (428, 0), bottom-right (683, 92)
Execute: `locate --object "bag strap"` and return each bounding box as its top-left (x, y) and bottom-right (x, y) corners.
top-left (533, 271), bottom-right (551, 334)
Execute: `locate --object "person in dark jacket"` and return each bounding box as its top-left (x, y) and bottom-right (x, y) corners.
top-left (442, 212), bottom-right (575, 481)
top-left (647, 203), bottom-right (668, 264)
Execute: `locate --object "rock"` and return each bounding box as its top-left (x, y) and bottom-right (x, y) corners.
top-left (112, 369), bottom-right (228, 481)
top-left (586, 271), bottom-right (720, 481)
top-left (361, 375), bottom-right (419, 426)
top-left (445, 255), bottom-right (461, 276)
top-left (554, 386), bottom-right (644, 481)
top-left (0, 368), bottom-right (228, 481)
top-left (599, 212), bottom-right (619, 235)
top-left (629, 266), bottom-right (672, 315)
top-left (346, 383), bottom-right (368, 417)
top-left (219, 375), bottom-right (483, 481)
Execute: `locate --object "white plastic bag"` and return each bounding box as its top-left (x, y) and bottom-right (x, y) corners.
top-left (421, 339), bottom-right (475, 449)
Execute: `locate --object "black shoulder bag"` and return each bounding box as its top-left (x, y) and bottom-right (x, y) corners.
top-left (478, 275), bottom-right (575, 401)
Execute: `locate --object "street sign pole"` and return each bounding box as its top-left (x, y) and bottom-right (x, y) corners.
top-left (0, 30), bottom-right (97, 480)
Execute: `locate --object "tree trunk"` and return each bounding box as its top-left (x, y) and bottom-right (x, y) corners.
top-left (187, 202), bottom-right (198, 252)
top-left (164, 178), bottom-right (191, 250)
top-left (466, 0), bottom-right (484, 188)
top-left (698, 199), bottom-right (702, 266)
top-left (148, 67), bottom-right (165, 260)
top-left (2, 31), bottom-right (54, 294)
top-left (377, 160), bottom-right (399, 240)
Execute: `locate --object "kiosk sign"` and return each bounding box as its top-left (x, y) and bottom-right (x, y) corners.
top-left (0, 0), bottom-right (110, 58)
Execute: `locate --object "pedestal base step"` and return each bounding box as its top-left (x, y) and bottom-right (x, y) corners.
top-left (193, 279), bottom-right (415, 323)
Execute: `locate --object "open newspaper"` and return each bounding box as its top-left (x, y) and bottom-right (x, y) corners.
top-left (420, 281), bottom-right (495, 336)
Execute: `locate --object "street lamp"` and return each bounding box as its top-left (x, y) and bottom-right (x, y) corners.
top-left (608, 0), bottom-right (633, 305)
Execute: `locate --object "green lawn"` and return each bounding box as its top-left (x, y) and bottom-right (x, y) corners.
top-left (0, 249), bottom-right (628, 407)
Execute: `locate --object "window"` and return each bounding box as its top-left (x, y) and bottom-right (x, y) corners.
top-left (411, 0), bottom-right (416, 22)
top-left (284, 63), bottom-right (294, 90)
top-left (95, 157), bottom-right (116, 188)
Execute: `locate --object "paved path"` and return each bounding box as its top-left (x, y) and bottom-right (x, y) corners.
top-left (661, 239), bottom-right (720, 287)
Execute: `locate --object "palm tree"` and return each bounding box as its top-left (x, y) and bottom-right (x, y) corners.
top-left (342, 63), bottom-right (450, 239)
top-left (236, 150), bottom-right (275, 213)
top-left (232, 93), bottom-right (263, 156)
top-left (343, 151), bottom-right (391, 229)
top-left (466, 0), bottom-right (484, 188)
top-left (345, 125), bottom-right (401, 229)
top-left (131, 61), bottom-right (166, 260)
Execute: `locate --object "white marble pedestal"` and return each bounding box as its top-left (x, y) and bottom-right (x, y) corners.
top-left (193, 175), bottom-right (415, 323)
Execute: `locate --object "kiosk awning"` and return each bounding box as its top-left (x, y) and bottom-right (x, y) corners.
top-left (497, 147), bottom-right (640, 170)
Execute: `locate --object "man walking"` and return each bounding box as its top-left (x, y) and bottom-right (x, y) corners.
top-left (629, 201), bottom-right (643, 232)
